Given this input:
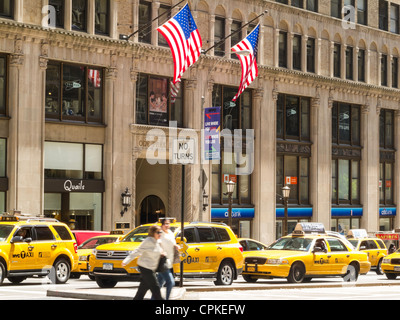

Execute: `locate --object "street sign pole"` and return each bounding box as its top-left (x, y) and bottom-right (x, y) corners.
top-left (180, 164), bottom-right (185, 287)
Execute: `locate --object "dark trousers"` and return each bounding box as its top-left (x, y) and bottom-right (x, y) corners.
top-left (134, 266), bottom-right (163, 300)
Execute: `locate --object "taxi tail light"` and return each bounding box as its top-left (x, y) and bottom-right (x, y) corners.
top-left (239, 245), bottom-right (243, 253)
top-left (73, 242), bottom-right (78, 254)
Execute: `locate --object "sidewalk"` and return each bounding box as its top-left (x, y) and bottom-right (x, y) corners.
top-left (47, 278), bottom-right (400, 300)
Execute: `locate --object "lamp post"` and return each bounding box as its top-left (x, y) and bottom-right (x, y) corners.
top-left (120, 188), bottom-right (132, 217)
top-left (282, 185), bottom-right (290, 236)
top-left (225, 180), bottom-right (236, 228)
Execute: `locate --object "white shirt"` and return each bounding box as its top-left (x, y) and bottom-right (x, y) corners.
top-left (122, 237), bottom-right (163, 272)
top-left (160, 229), bottom-right (176, 269)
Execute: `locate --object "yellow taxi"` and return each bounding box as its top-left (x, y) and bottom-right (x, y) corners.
top-left (0, 213), bottom-right (78, 285)
top-left (71, 231), bottom-right (123, 279)
top-left (89, 219), bottom-right (244, 288)
top-left (381, 249), bottom-right (400, 279)
top-left (241, 223), bottom-right (371, 283)
top-left (346, 229), bottom-right (388, 275)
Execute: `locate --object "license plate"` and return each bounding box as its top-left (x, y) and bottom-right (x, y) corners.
top-left (394, 266), bottom-right (400, 272)
top-left (247, 266), bottom-right (255, 272)
top-left (103, 263), bottom-right (113, 270)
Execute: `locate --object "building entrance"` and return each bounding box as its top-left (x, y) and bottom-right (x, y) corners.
top-left (139, 195), bottom-right (166, 224)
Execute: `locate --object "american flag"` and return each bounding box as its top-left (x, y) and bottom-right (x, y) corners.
top-left (170, 80), bottom-right (181, 103)
top-left (157, 3), bottom-right (202, 84)
top-left (231, 24), bottom-right (260, 102)
top-left (88, 69), bottom-right (101, 88)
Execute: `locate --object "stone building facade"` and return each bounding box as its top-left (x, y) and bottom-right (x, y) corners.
top-left (0, 0), bottom-right (400, 245)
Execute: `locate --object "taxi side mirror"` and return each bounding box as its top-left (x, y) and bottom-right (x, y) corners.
top-left (176, 237), bottom-right (187, 243)
top-left (10, 236), bottom-right (32, 244)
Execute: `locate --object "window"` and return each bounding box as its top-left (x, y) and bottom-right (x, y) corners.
top-left (135, 74), bottom-right (183, 127)
top-left (95, 0), bottom-right (110, 35)
top-left (0, 55), bottom-right (6, 115)
top-left (45, 62), bottom-right (103, 123)
top-left (49, 0), bottom-right (64, 28)
top-left (333, 43), bottom-right (341, 78)
top-left (231, 20), bottom-right (242, 59)
top-left (380, 0), bottom-right (389, 31)
top-left (380, 163), bottom-right (394, 204)
top-left (179, 228), bottom-right (196, 243)
top-left (0, 0), bottom-right (13, 18)
top-left (327, 239), bottom-right (348, 252)
top-left (292, 0), bottom-right (303, 8)
top-left (72, 0), bottom-right (87, 32)
top-left (293, 34), bottom-right (302, 70)
top-left (35, 226), bottom-right (55, 241)
top-left (332, 159), bottom-right (360, 204)
top-left (358, 49), bottom-right (365, 82)
top-left (138, 1), bottom-right (151, 43)
top-left (392, 57), bottom-right (398, 88)
top-left (332, 103), bottom-right (360, 145)
top-left (381, 54), bottom-right (388, 86)
top-left (306, 37), bottom-right (315, 73)
top-left (211, 85), bottom-right (252, 204)
top-left (215, 228), bottom-right (230, 241)
top-left (346, 46), bottom-right (353, 80)
top-left (214, 17), bottom-right (225, 57)
top-left (390, 4), bottom-right (399, 34)
top-left (380, 109), bottom-right (394, 149)
top-left (44, 142), bottom-right (103, 179)
top-left (279, 31), bottom-right (288, 68)
top-left (158, 4), bottom-right (171, 47)
top-left (277, 155), bottom-right (310, 204)
top-left (197, 227), bottom-right (217, 242)
top-left (307, 0), bottom-right (318, 12)
top-left (53, 225), bottom-right (73, 240)
top-left (331, 0), bottom-right (341, 18)
top-left (357, 0), bottom-right (367, 25)
top-left (276, 0), bottom-right (289, 4)
top-left (277, 94), bottom-right (310, 141)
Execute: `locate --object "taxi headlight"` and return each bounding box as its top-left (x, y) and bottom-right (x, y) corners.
top-left (382, 258), bottom-right (391, 264)
top-left (79, 255), bottom-right (88, 261)
top-left (267, 258), bottom-right (289, 265)
top-left (92, 249), bottom-right (97, 256)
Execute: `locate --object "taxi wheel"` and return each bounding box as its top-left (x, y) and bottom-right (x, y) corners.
top-left (243, 275), bottom-right (258, 283)
top-left (343, 263), bottom-right (359, 282)
top-left (0, 261), bottom-right (4, 285)
top-left (376, 259), bottom-right (383, 275)
top-left (214, 261), bottom-right (234, 285)
top-left (385, 273), bottom-right (397, 280)
top-left (287, 262), bottom-right (305, 283)
top-left (95, 277), bottom-right (118, 288)
top-left (52, 258), bottom-right (71, 284)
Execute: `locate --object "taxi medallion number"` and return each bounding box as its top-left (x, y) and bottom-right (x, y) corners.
top-left (394, 266), bottom-right (400, 272)
top-left (103, 263), bottom-right (113, 270)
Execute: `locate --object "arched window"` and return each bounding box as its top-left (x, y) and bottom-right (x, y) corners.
top-left (139, 195), bottom-right (166, 224)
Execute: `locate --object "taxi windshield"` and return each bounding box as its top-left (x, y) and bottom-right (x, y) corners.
top-left (122, 226), bottom-right (177, 243)
top-left (0, 225), bottom-right (14, 241)
top-left (79, 237), bottom-right (118, 249)
top-left (268, 237), bottom-right (313, 252)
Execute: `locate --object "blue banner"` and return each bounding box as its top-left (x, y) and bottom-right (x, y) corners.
top-left (331, 207), bottom-right (363, 217)
top-left (211, 207), bottom-right (255, 219)
top-left (276, 207), bottom-right (313, 218)
top-left (204, 107), bottom-right (221, 160)
top-left (380, 207), bottom-right (396, 216)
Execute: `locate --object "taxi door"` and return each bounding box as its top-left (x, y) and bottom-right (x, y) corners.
top-left (175, 227), bottom-right (202, 274)
top-left (9, 226), bottom-right (35, 271)
top-left (326, 238), bottom-right (350, 274)
top-left (32, 226), bottom-right (58, 270)
top-left (196, 227), bottom-right (219, 273)
top-left (309, 238), bottom-right (331, 275)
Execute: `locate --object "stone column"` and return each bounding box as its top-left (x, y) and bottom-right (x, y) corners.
top-left (394, 110), bottom-right (400, 228)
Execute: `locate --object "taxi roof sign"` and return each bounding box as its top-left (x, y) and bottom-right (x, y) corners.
top-left (158, 217), bottom-right (177, 223)
top-left (0, 214), bottom-right (19, 222)
top-left (347, 229), bottom-right (368, 239)
top-left (293, 222), bottom-right (325, 235)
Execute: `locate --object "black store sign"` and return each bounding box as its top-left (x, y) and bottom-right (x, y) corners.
top-left (44, 179), bottom-right (105, 193)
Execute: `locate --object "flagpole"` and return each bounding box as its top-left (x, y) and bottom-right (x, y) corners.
top-left (120, 0), bottom-right (187, 40)
top-left (202, 10), bottom-right (267, 55)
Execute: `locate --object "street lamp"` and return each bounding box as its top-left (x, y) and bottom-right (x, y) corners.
top-left (121, 187), bottom-right (132, 217)
top-left (282, 185), bottom-right (290, 236)
top-left (225, 180), bottom-right (236, 228)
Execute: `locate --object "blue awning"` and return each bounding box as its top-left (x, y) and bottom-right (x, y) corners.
top-left (331, 207), bottom-right (363, 217)
top-left (211, 207), bottom-right (255, 219)
top-left (276, 207), bottom-right (313, 218)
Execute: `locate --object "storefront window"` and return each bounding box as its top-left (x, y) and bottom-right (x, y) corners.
top-left (44, 192), bottom-right (102, 230)
top-left (332, 159), bottom-right (360, 204)
top-left (331, 217), bottom-right (360, 234)
top-left (135, 74), bottom-right (183, 127)
top-left (44, 142), bottom-right (102, 179)
top-left (46, 62), bottom-right (103, 123)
